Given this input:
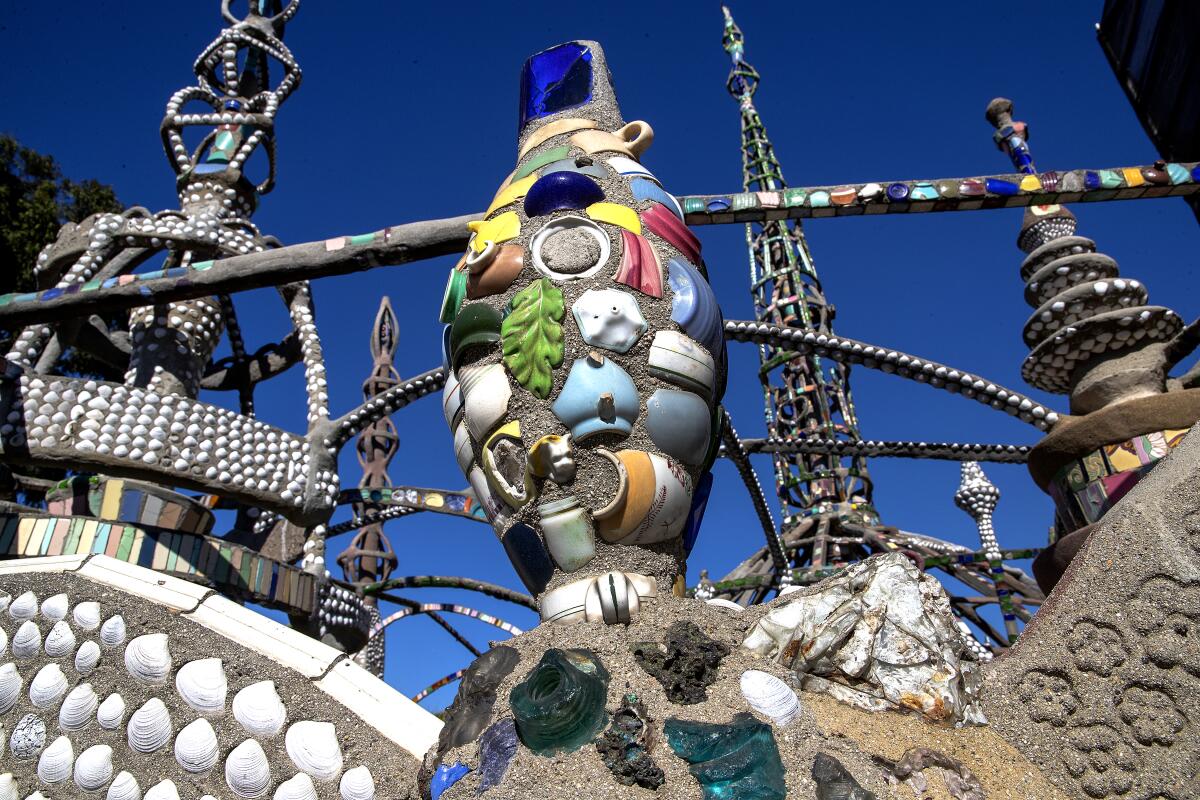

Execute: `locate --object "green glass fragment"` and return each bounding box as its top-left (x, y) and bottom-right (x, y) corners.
top-left (510, 648), bottom-right (609, 755)
top-left (731, 193), bottom-right (758, 211)
top-left (682, 197), bottom-right (707, 215)
top-left (782, 188), bottom-right (807, 207)
top-left (349, 232), bottom-right (376, 246)
top-left (439, 267), bottom-right (468, 324)
top-left (664, 712), bottom-right (787, 800)
top-left (501, 277), bottom-right (564, 399)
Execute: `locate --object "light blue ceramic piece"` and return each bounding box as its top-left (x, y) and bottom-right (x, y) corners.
top-left (631, 178), bottom-right (685, 221)
top-left (572, 288), bottom-right (648, 353)
top-left (541, 158), bottom-right (608, 179)
top-left (645, 389), bottom-right (711, 465)
top-left (667, 258), bottom-right (725, 364)
top-left (1166, 163), bottom-right (1190, 184)
top-left (551, 354), bottom-right (639, 442)
top-left (910, 182), bottom-right (938, 201)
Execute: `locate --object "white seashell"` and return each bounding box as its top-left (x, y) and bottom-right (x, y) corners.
top-left (99, 615), bottom-right (126, 649)
top-left (225, 739), bottom-right (273, 799)
top-left (339, 767), bottom-right (375, 800)
top-left (705, 598), bottom-right (745, 612)
top-left (0, 773), bottom-right (16, 800)
top-left (739, 670), bottom-right (800, 727)
top-left (44, 621), bottom-right (76, 659)
top-left (58, 683), bottom-right (98, 732)
top-left (124, 633), bottom-right (171, 684)
top-left (127, 698), bottom-right (172, 753)
top-left (25, 792), bottom-right (49, 800)
top-left (0, 627), bottom-right (7, 656)
top-left (97, 693), bottom-right (126, 730)
top-left (12, 622), bottom-right (41, 660)
top-left (39, 595), bottom-right (68, 623)
top-left (0, 593), bottom-right (8, 615)
top-left (36, 735), bottom-right (73, 784)
top-left (73, 744), bottom-right (113, 791)
top-left (174, 718), bottom-right (219, 773)
top-left (73, 602), bottom-right (101, 631)
top-left (274, 773), bottom-right (318, 800)
top-left (232, 681), bottom-right (287, 738)
top-left (9, 592), bottom-right (37, 621)
top-left (29, 664), bottom-right (68, 708)
top-left (176, 658), bottom-right (227, 715)
top-left (106, 771), bottom-right (141, 800)
top-left (144, 781), bottom-right (180, 800)
top-left (0, 663), bottom-right (22, 714)
top-left (285, 721), bottom-right (343, 782)
top-left (75, 641), bottom-right (101, 675)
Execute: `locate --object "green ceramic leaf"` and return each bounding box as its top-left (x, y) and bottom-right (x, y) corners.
top-left (502, 278), bottom-right (565, 399)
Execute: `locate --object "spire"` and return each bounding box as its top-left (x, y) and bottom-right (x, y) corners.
top-left (954, 461), bottom-right (1001, 558)
top-left (720, 6), bottom-right (877, 534)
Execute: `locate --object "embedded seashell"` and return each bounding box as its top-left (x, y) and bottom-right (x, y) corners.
top-left (0, 773), bottom-right (17, 800)
top-left (127, 698), bottom-right (172, 753)
top-left (739, 670), bottom-right (800, 727)
top-left (274, 773), bottom-right (318, 800)
top-left (75, 641), bottom-right (101, 675)
top-left (176, 658), bottom-right (227, 715)
top-left (12, 621), bottom-right (41, 660)
top-left (100, 615), bottom-right (126, 649)
top-left (73, 744), bottom-right (113, 791)
top-left (285, 721), bottom-right (344, 782)
top-left (73, 602), bottom-right (101, 631)
top-left (29, 664), bottom-right (68, 708)
top-left (97, 693), bottom-right (126, 730)
top-left (174, 718), bottom-right (219, 773)
top-left (0, 663), bottom-right (22, 714)
top-left (225, 739), bottom-right (273, 799)
top-left (9, 713), bottom-right (46, 759)
top-left (339, 767), bottom-right (375, 800)
top-left (124, 633), bottom-right (171, 684)
top-left (144, 780), bottom-right (180, 800)
top-left (233, 681), bottom-right (287, 738)
top-left (25, 792), bottom-right (49, 800)
top-left (58, 683), bottom-right (98, 732)
top-left (36, 735), bottom-right (73, 784)
top-left (106, 771), bottom-right (141, 800)
top-left (9, 592), bottom-right (37, 621)
top-left (0, 627), bottom-right (7, 656)
top-left (0, 592), bottom-right (9, 615)
top-left (39, 595), bottom-right (68, 623)
top-left (704, 598), bottom-right (745, 612)
top-left (44, 621), bottom-right (76, 658)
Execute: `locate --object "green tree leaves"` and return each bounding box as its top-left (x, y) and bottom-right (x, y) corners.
top-left (502, 278), bottom-right (564, 399)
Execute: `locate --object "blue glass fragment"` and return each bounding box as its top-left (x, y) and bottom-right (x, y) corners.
top-left (194, 162), bottom-right (227, 175)
top-left (430, 762), bottom-right (470, 800)
top-left (706, 198), bottom-right (731, 212)
top-left (477, 718), bottom-right (519, 793)
top-left (1192, 165), bottom-right (1200, 182)
top-left (519, 42), bottom-right (593, 130)
top-left (502, 523), bottom-right (554, 595)
top-left (101, 278), bottom-right (119, 290)
top-left (985, 177), bottom-right (1019, 195)
top-left (665, 713), bottom-right (787, 800)
top-left (631, 178), bottom-right (684, 221)
top-left (886, 182), bottom-right (909, 201)
top-left (524, 171), bottom-right (604, 217)
top-left (41, 288), bottom-right (64, 301)
top-left (62, 284), bottom-right (82, 295)
top-left (683, 471), bottom-right (714, 557)
top-left (446, 494), bottom-right (466, 512)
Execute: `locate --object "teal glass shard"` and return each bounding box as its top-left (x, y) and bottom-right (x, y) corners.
top-left (509, 648), bottom-right (609, 755)
top-left (664, 712), bottom-right (787, 800)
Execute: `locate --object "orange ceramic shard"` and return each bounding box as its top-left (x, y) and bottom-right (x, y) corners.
top-left (467, 245), bottom-right (525, 299)
top-left (614, 230), bottom-right (662, 298)
top-left (1121, 167), bottom-right (1145, 187)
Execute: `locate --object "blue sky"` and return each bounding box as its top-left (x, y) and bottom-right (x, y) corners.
top-left (2, 1), bottom-right (1197, 708)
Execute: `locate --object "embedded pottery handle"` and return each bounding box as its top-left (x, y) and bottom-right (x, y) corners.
top-left (614, 121), bottom-right (654, 158)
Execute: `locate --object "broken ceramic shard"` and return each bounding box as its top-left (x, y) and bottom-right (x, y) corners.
top-left (528, 434), bottom-right (576, 484)
top-left (595, 694), bottom-right (665, 790)
top-left (510, 648), bottom-right (609, 755)
top-left (647, 330), bottom-right (716, 398)
top-left (530, 217), bottom-right (610, 280)
top-left (571, 288), bottom-right (647, 354)
top-left (550, 353), bottom-right (639, 442)
top-left (537, 496), bottom-right (596, 572)
top-left (458, 363), bottom-right (511, 444)
top-left (449, 303), bottom-right (502, 367)
top-left (481, 422), bottom-right (535, 508)
top-left (742, 552), bottom-right (986, 724)
top-left (524, 171), bottom-right (605, 217)
top-left (539, 570), bottom-right (658, 624)
top-left (593, 449), bottom-right (692, 544)
top-left (633, 621), bottom-right (729, 704)
top-left (645, 388), bottom-right (712, 465)
top-left (613, 230), bottom-right (662, 297)
top-left (500, 523), bottom-right (555, 595)
top-left (664, 713), bottom-right (787, 800)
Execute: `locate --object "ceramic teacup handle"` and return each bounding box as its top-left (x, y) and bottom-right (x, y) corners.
top-left (614, 121), bottom-right (654, 158)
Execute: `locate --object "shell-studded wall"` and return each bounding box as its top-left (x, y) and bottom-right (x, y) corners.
top-left (439, 42), bottom-right (727, 625)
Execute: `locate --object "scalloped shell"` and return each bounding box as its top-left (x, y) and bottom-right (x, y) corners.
top-left (273, 773), bottom-right (318, 800)
top-left (73, 744), bottom-right (113, 792)
top-left (0, 773), bottom-right (17, 800)
top-left (106, 771), bottom-right (141, 800)
top-left (739, 670), bottom-right (800, 727)
top-left (99, 615), bottom-right (126, 649)
top-left (0, 592), bottom-right (8, 615)
top-left (72, 602), bottom-right (101, 631)
top-left (0, 663), bottom-right (22, 714)
top-left (75, 641), bottom-right (101, 676)
top-left (44, 621), bottom-right (76, 659)
top-left (225, 739), bottom-right (273, 799)
top-left (9, 591), bottom-right (37, 621)
top-left (176, 658), bottom-right (226, 715)
top-left (285, 721), bottom-right (343, 782)
top-left (36, 735), bottom-right (73, 784)
top-left (124, 634), bottom-right (171, 684)
top-left (29, 663), bottom-right (68, 708)
top-left (59, 683), bottom-right (99, 732)
top-left (233, 681), bottom-right (287, 738)
top-left (127, 698), bottom-right (172, 753)
top-left (1, 627), bottom-right (8, 656)
top-left (174, 718), bottom-right (219, 773)
top-left (12, 621), bottom-right (41, 661)
top-left (39, 595), bottom-right (68, 623)
top-left (339, 767), bottom-right (375, 800)
top-left (144, 780), bottom-right (180, 800)
top-left (97, 693), bottom-right (126, 730)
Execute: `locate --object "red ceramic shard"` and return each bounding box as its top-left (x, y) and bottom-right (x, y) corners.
top-left (640, 202), bottom-right (701, 265)
top-left (614, 230), bottom-right (663, 298)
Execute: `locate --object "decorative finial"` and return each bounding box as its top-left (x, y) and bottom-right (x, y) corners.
top-left (954, 461), bottom-right (1000, 557)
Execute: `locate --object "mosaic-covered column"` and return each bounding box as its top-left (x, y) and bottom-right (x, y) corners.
top-left (439, 41), bottom-right (726, 624)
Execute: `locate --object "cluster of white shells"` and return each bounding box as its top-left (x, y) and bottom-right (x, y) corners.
top-left (315, 585), bottom-right (369, 639)
top-left (127, 297), bottom-right (225, 398)
top-left (285, 285), bottom-right (331, 430)
top-left (1, 590), bottom-right (379, 800)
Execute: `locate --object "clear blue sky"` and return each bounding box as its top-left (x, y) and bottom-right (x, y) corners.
top-left (2, 1), bottom-right (1197, 709)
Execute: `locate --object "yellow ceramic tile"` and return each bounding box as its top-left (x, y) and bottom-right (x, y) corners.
top-left (1019, 174), bottom-right (1041, 191)
top-left (1122, 167), bottom-right (1145, 187)
top-left (519, 118), bottom-right (598, 159)
top-left (16, 517), bottom-right (35, 555)
top-left (485, 174), bottom-right (537, 217)
top-left (1103, 442), bottom-right (1143, 473)
top-left (467, 212), bottom-right (521, 252)
top-left (586, 202), bottom-right (641, 234)
top-left (100, 479), bottom-right (124, 520)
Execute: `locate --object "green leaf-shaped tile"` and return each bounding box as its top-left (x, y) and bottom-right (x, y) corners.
top-left (502, 277), bottom-right (565, 399)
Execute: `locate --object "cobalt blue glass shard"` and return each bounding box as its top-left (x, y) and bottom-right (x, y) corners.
top-left (520, 42), bottom-right (594, 130)
top-left (985, 177), bottom-right (1019, 195)
top-left (502, 522), bottom-right (555, 595)
top-left (682, 471), bottom-right (714, 557)
top-left (525, 171), bottom-right (606, 217)
top-left (430, 762), bottom-right (470, 800)
top-left (664, 713), bottom-right (787, 800)
top-left (477, 718), bottom-right (520, 793)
